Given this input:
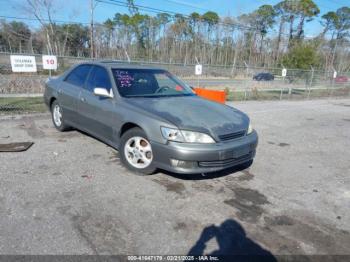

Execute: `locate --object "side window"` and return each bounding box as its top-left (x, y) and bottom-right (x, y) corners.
top-left (86, 66), bottom-right (112, 92)
top-left (65, 65), bottom-right (92, 87)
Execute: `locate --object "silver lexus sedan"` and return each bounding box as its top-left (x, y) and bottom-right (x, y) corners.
top-left (44, 62), bottom-right (258, 175)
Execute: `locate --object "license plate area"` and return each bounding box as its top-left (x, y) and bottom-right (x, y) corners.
top-left (232, 146), bottom-right (250, 158)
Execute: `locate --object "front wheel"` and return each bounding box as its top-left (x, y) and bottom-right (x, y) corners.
top-left (119, 127), bottom-right (157, 175)
top-left (51, 100), bottom-right (69, 131)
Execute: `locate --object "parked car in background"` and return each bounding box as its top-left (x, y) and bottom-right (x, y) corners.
top-left (44, 61), bottom-right (258, 175)
top-left (253, 72), bottom-right (274, 81)
top-left (335, 76), bottom-right (348, 83)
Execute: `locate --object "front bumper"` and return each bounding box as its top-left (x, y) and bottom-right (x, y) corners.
top-left (151, 130), bottom-right (258, 174)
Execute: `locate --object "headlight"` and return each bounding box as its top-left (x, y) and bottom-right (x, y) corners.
top-left (161, 127), bottom-right (215, 143)
top-left (181, 130), bottom-right (215, 143)
top-left (247, 122), bottom-right (253, 134)
top-left (161, 127), bottom-right (185, 142)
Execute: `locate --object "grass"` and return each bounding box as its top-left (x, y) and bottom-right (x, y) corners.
top-left (0, 97), bottom-right (47, 114)
top-left (0, 87), bottom-right (349, 115)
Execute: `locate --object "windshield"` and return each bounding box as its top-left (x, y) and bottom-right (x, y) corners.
top-left (112, 68), bottom-right (195, 97)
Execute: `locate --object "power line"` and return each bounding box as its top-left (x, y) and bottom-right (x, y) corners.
top-left (0, 2), bottom-right (335, 39)
top-left (96, 0), bottom-right (262, 32)
top-left (97, 0), bottom-right (317, 37)
top-left (162, 0), bottom-right (209, 12)
top-left (0, 15), bottom-right (90, 25)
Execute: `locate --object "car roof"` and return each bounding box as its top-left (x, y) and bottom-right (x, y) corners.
top-left (77, 60), bottom-right (165, 71)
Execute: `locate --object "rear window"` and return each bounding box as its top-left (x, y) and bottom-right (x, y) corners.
top-left (65, 65), bottom-right (92, 87)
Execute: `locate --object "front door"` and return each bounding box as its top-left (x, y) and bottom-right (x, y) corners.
top-left (78, 65), bottom-right (116, 143)
top-left (59, 64), bottom-right (92, 125)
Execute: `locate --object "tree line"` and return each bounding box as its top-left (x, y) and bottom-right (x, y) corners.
top-left (0, 0), bottom-right (349, 72)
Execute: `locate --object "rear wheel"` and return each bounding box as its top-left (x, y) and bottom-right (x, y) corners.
top-left (51, 100), bottom-right (69, 131)
top-left (119, 127), bottom-right (157, 175)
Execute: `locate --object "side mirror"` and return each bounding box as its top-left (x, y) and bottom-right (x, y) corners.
top-left (93, 87), bottom-right (114, 98)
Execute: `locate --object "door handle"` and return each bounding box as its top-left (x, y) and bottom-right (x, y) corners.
top-left (80, 97), bottom-right (86, 102)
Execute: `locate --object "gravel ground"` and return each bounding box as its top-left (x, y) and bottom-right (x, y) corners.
top-left (0, 98), bottom-right (349, 257)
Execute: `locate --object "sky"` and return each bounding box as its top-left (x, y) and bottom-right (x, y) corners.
top-left (0, 0), bottom-right (349, 36)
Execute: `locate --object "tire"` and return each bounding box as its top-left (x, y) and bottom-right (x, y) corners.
top-left (119, 127), bottom-right (157, 175)
top-left (51, 100), bottom-right (69, 132)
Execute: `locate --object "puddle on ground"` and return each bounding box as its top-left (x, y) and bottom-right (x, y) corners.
top-left (152, 177), bottom-right (186, 195)
top-left (224, 187), bottom-right (270, 223)
top-left (278, 143), bottom-right (290, 147)
top-left (237, 170), bottom-right (254, 181)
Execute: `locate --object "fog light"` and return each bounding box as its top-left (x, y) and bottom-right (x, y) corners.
top-left (170, 159), bottom-right (197, 169)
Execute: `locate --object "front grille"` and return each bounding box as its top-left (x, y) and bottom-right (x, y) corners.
top-left (198, 153), bottom-right (252, 168)
top-left (218, 131), bottom-right (246, 141)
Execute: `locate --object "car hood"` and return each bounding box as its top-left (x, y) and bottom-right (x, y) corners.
top-left (126, 96), bottom-right (249, 139)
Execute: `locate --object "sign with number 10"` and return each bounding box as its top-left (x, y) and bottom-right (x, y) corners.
top-left (42, 55), bottom-right (57, 70)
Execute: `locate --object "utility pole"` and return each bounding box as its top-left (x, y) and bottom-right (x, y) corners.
top-left (90, 0), bottom-right (94, 59)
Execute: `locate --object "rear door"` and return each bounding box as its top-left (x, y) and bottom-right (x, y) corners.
top-left (78, 65), bottom-right (116, 142)
top-left (59, 64), bottom-right (92, 125)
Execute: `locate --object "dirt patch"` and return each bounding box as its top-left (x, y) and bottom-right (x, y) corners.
top-left (264, 215), bottom-right (295, 226)
top-left (110, 152), bottom-right (119, 160)
top-left (38, 164), bottom-right (49, 170)
top-left (278, 143), bottom-right (290, 147)
top-left (280, 217), bottom-right (350, 254)
top-left (72, 212), bottom-right (132, 255)
top-left (58, 206), bottom-right (134, 255)
top-left (106, 151), bottom-right (121, 165)
top-left (173, 222), bottom-right (187, 231)
top-left (268, 141), bottom-right (290, 147)
top-left (237, 170), bottom-right (254, 181)
top-left (87, 153), bottom-right (103, 161)
top-left (57, 131), bottom-right (81, 139)
top-left (20, 118), bottom-right (45, 138)
top-left (191, 182), bottom-right (214, 192)
top-left (233, 187), bottom-right (269, 205)
top-left (224, 187), bottom-right (270, 223)
top-left (224, 198), bottom-right (265, 223)
top-left (152, 177), bottom-right (186, 194)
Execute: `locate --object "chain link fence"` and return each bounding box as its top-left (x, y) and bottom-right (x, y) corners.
top-left (0, 52), bottom-right (349, 114)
